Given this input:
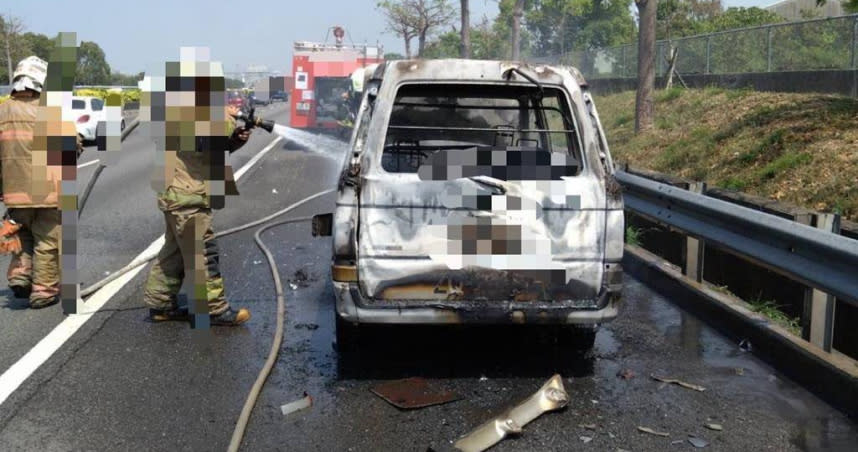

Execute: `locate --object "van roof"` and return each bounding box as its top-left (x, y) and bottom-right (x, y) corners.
top-left (372, 59), bottom-right (587, 88)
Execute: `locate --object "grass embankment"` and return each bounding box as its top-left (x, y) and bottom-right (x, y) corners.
top-left (597, 87), bottom-right (858, 221)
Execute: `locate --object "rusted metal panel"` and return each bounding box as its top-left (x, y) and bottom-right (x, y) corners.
top-left (370, 377), bottom-right (460, 410)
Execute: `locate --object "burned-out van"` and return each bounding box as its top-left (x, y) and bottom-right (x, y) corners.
top-left (314, 59), bottom-right (624, 349)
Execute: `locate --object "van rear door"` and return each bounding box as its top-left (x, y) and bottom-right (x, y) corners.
top-left (357, 83), bottom-right (607, 305)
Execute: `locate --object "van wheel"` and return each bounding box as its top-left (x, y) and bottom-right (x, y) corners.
top-left (335, 313), bottom-right (361, 352)
top-left (556, 326), bottom-right (597, 352)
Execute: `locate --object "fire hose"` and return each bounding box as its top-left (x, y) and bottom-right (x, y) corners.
top-left (78, 111), bottom-right (330, 451)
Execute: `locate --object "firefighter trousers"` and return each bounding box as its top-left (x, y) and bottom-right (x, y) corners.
top-left (143, 207), bottom-right (229, 315)
top-left (6, 208), bottom-right (61, 304)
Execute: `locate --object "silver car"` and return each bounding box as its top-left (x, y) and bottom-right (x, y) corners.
top-left (315, 59), bottom-right (624, 349)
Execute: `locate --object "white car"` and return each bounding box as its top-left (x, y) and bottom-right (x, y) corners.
top-left (68, 96), bottom-right (125, 142)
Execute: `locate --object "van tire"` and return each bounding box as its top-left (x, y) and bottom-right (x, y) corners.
top-left (335, 313), bottom-right (361, 352)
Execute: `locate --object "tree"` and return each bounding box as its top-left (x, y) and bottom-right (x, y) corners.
top-left (385, 52), bottom-right (407, 60)
top-left (22, 32), bottom-right (54, 60)
top-left (511, 0), bottom-right (526, 60)
top-left (635, 0), bottom-right (657, 133)
top-left (0, 14), bottom-right (26, 84)
top-left (76, 41), bottom-right (111, 85)
top-left (378, 0), bottom-right (455, 58)
top-left (412, 0), bottom-right (457, 56)
top-left (378, 1), bottom-right (419, 58)
top-left (423, 18), bottom-right (507, 59)
top-left (460, 0), bottom-right (471, 57)
top-left (846, 0), bottom-right (858, 13)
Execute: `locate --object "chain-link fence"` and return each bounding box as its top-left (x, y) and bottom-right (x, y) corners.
top-left (536, 14), bottom-right (858, 79)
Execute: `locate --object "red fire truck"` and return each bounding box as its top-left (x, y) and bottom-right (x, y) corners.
top-left (289, 26), bottom-right (384, 131)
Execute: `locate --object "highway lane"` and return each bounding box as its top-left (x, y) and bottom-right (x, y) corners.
top-left (0, 115), bottom-right (856, 450)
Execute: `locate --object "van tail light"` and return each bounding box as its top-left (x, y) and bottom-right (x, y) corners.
top-left (77, 115), bottom-right (90, 124)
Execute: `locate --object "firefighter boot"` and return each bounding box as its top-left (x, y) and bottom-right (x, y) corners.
top-left (210, 306), bottom-right (251, 326)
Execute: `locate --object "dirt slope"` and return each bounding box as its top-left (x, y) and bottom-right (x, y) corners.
top-left (595, 87), bottom-right (858, 221)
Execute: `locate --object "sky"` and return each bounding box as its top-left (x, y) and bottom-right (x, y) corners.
top-left (10, 0), bottom-right (775, 75)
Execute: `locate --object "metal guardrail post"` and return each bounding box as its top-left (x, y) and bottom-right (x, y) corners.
top-left (683, 182), bottom-right (706, 282)
top-left (805, 213), bottom-right (840, 352)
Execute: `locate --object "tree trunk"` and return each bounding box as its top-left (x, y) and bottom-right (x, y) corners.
top-left (418, 29), bottom-right (427, 57)
top-left (511, 0), bottom-right (525, 60)
top-left (4, 39), bottom-right (12, 85)
top-left (404, 36), bottom-right (412, 59)
top-left (635, 0), bottom-right (657, 133)
top-left (460, 0), bottom-right (470, 58)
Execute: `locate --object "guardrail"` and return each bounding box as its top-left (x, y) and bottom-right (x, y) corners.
top-left (616, 170), bottom-right (858, 353)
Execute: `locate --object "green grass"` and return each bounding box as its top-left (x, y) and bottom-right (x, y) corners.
top-left (725, 86), bottom-right (754, 100)
top-left (613, 113), bottom-right (633, 128)
top-left (748, 299), bottom-right (801, 335)
top-left (737, 129), bottom-right (787, 164)
top-left (757, 152), bottom-right (812, 180)
top-left (625, 226), bottom-right (643, 246)
top-left (719, 177), bottom-right (749, 191)
top-left (657, 86), bottom-right (683, 103)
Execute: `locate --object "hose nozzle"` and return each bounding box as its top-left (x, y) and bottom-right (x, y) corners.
top-left (233, 108), bottom-right (275, 133)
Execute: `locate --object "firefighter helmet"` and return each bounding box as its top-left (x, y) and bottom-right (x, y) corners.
top-left (12, 56), bottom-right (48, 93)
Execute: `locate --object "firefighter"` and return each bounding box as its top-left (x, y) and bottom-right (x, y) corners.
top-left (142, 58), bottom-right (252, 326)
top-left (0, 56), bottom-right (80, 309)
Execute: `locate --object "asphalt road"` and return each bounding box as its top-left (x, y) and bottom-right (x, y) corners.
top-left (1, 101), bottom-right (857, 451)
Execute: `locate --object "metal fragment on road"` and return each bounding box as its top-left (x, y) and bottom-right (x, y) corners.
top-left (688, 436), bottom-right (710, 448)
top-left (580, 436), bottom-right (593, 443)
top-left (579, 423), bottom-right (597, 430)
top-left (705, 423), bottom-right (723, 431)
top-left (650, 374), bottom-right (706, 392)
top-left (371, 377), bottom-right (460, 410)
top-left (454, 374), bottom-right (569, 452)
top-left (280, 393), bottom-right (312, 416)
top-left (637, 426), bottom-right (670, 437)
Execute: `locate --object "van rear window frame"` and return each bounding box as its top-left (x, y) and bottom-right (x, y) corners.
top-left (378, 82), bottom-right (587, 177)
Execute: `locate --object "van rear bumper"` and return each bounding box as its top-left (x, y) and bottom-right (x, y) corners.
top-left (333, 280), bottom-right (620, 325)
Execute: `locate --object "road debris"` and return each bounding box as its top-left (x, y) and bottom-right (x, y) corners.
top-left (650, 374), bottom-right (706, 392)
top-left (280, 393), bottom-right (312, 416)
top-left (454, 374), bottom-right (569, 452)
top-left (580, 436), bottom-right (593, 443)
top-left (272, 188), bottom-right (278, 194)
top-left (739, 339), bottom-right (753, 352)
top-left (295, 323), bottom-right (319, 330)
top-left (734, 367), bottom-right (745, 376)
top-left (616, 369), bottom-right (636, 380)
top-left (688, 435), bottom-right (710, 448)
top-left (704, 423), bottom-right (723, 431)
top-left (579, 423), bottom-right (597, 430)
top-left (289, 283), bottom-right (298, 290)
top-left (371, 377), bottom-right (460, 410)
top-left (637, 426), bottom-right (670, 437)
top-left (479, 375), bottom-right (488, 382)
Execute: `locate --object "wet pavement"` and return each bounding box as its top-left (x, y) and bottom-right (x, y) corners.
top-left (0, 103), bottom-right (857, 450)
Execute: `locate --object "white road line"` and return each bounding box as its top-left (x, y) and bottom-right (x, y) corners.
top-left (0, 135), bottom-right (285, 407)
top-left (77, 159), bottom-right (100, 169)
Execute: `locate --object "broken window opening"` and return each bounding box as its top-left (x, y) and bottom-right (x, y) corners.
top-left (381, 84), bottom-right (583, 175)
